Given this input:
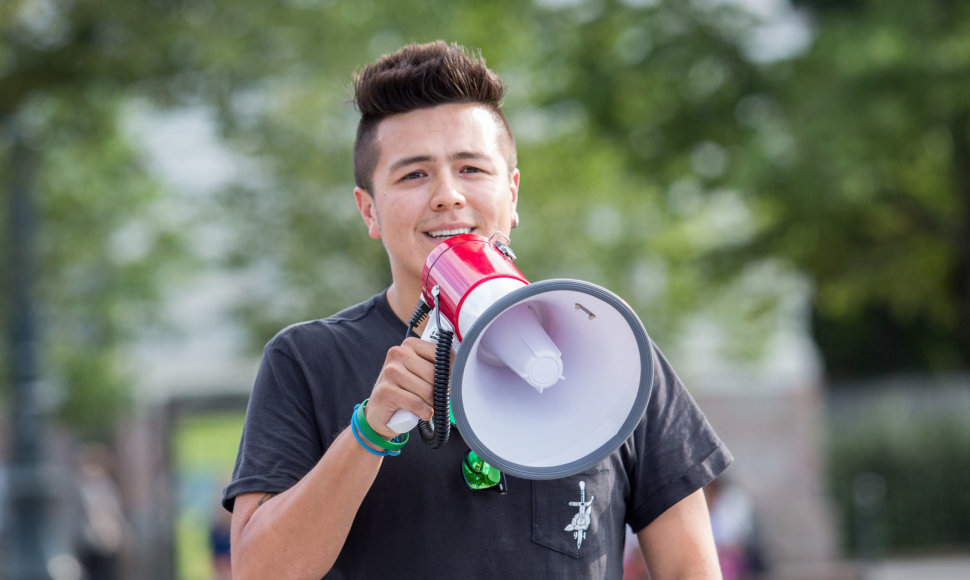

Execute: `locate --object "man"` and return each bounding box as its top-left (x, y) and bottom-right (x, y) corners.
top-left (223, 41), bottom-right (732, 579)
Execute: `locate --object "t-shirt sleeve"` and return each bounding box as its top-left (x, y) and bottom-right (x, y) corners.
top-left (222, 342), bottom-right (327, 511)
top-left (625, 343), bottom-right (733, 531)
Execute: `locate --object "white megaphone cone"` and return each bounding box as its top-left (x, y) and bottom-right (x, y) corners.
top-left (387, 233), bottom-right (653, 480)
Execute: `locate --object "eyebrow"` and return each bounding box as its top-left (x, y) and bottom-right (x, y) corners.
top-left (388, 155), bottom-right (432, 174)
top-left (387, 151), bottom-right (492, 174)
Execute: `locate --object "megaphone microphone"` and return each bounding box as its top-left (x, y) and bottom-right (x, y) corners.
top-left (387, 233), bottom-right (653, 480)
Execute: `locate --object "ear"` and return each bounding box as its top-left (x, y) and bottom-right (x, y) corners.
top-left (509, 168), bottom-right (520, 227)
top-left (354, 187), bottom-right (382, 240)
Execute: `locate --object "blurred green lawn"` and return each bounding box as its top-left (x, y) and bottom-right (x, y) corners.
top-left (173, 411), bottom-right (245, 580)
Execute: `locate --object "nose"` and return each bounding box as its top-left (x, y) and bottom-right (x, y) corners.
top-left (429, 174), bottom-right (466, 209)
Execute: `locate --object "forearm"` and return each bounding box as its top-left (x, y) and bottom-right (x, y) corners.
top-left (230, 427), bottom-right (383, 580)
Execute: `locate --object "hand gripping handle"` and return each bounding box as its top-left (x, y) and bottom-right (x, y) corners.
top-left (386, 409), bottom-right (420, 434)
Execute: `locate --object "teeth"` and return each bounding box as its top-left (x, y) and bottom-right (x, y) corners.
top-left (428, 228), bottom-right (472, 238)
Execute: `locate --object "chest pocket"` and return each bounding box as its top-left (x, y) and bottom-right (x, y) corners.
top-left (531, 465), bottom-right (617, 559)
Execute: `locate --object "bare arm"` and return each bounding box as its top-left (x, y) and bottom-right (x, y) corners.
top-left (637, 488), bottom-right (722, 580)
top-left (229, 337), bottom-right (437, 580)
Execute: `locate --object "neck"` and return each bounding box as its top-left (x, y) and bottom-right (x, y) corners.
top-left (386, 282), bottom-right (427, 335)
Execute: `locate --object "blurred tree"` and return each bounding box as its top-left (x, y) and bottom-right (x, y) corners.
top-left (502, 0), bottom-right (782, 357)
top-left (1, 0), bottom-right (191, 438)
top-left (741, 0), bottom-right (970, 376)
top-left (0, 0), bottom-right (309, 437)
top-left (13, 0), bottom-right (963, 439)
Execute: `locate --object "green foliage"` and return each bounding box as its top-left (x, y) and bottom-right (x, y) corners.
top-left (2, 1), bottom-right (198, 437)
top-left (828, 401), bottom-right (970, 553)
top-left (738, 0), bottom-right (970, 375)
top-left (6, 0), bottom-right (970, 436)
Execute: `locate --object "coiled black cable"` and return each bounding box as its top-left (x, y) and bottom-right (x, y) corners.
top-left (402, 299), bottom-right (452, 448)
top-left (418, 329), bottom-right (453, 448)
top-left (404, 300), bottom-right (431, 339)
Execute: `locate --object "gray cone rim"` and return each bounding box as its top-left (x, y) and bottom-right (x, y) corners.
top-left (451, 278), bottom-right (654, 480)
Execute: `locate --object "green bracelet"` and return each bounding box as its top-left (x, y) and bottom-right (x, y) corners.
top-left (355, 399), bottom-right (409, 452)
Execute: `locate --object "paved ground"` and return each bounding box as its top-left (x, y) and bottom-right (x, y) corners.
top-left (863, 555), bottom-right (970, 580)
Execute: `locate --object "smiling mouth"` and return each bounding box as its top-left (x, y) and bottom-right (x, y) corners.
top-left (426, 227), bottom-right (473, 240)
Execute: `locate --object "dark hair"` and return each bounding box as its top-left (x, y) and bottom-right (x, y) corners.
top-left (352, 41), bottom-right (516, 193)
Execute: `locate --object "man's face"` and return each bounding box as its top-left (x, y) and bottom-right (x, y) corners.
top-left (355, 103), bottom-right (520, 293)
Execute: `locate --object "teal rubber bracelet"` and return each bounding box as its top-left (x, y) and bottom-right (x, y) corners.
top-left (351, 412), bottom-right (396, 456)
top-left (355, 399), bottom-right (409, 452)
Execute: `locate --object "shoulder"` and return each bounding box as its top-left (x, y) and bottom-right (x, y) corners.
top-left (258, 292), bottom-right (405, 370)
top-left (267, 292), bottom-right (399, 349)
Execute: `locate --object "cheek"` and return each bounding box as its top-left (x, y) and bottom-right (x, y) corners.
top-left (490, 193), bottom-right (517, 222)
top-left (374, 197), bottom-right (417, 235)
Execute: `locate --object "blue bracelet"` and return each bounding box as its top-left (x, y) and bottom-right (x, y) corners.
top-left (355, 400), bottom-right (408, 451)
top-left (351, 404), bottom-right (402, 457)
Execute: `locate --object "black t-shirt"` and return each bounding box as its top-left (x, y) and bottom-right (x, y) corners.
top-left (224, 291), bottom-right (732, 579)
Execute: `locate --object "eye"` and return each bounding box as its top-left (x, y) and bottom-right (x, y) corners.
top-left (460, 165), bottom-right (485, 174)
top-left (400, 170), bottom-right (426, 181)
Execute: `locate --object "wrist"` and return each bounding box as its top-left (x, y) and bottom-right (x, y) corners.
top-left (362, 404), bottom-right (396, 440)
top-left (350, 399), bottom-right (409, 457)
top-left (349, 424), bottom-right (386, 454)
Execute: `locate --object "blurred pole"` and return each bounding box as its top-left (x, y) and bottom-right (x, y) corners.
top-left (5, 116), bottom-right (56, 579)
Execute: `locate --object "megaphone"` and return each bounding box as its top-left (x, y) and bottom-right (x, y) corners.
top-left (387, 233), bottom-right (653, 480)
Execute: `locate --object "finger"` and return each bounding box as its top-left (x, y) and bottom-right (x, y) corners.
top-left (381, 352), bottom-right (435, 406)
top-left (401, 336), bottom-right (438, 362)
top-left (367, 388), bottom-right (433, 438)
top-left (397, 338), bottom-right (440, 387)
top-left (367, 345), bottom-right (437, 426)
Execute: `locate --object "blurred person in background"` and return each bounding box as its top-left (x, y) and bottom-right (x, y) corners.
top-left (209, 495), bottom-right (232, 580)
top-left (706, 477), bottom-right (765, 580)
top-left (73, 443), bottom-right (126, 580)
top-left (222, 40), bottom-right (732, 579)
